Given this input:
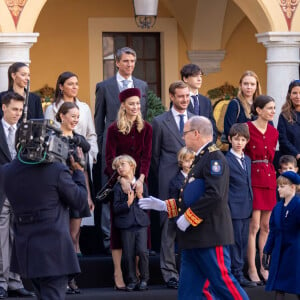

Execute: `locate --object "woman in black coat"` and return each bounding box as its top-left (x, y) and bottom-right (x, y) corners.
top-left (0, 62), bottom-right (44, 120)
top-left (277, 80), bottom-right (300, 172)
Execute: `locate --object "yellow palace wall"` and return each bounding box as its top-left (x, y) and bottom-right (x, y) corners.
top-left (30, 0), bottom-right (266, 108)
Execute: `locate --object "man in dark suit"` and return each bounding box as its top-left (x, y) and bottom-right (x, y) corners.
top-left (1, 146), bottom-right (88, 300)
top-left (140, 116), bottom-right (249, 299)
top-left (150, 81), bottom-right (193, 289)
top-left (0, 92), bottom-right (34, 299)
top-left (94, 47), bottom-right (148, 252)
top-left (180, 64), bottom-right (218, 141)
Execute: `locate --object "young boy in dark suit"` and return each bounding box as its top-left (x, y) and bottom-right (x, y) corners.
top-left (164, 147), bottom-right (195, 289)
top-left (112, 155), bottom-right (150, 292)
top-left (169, 147), bottom-right (195, 201)
top-left (225, 123), bottom-right (256, 288)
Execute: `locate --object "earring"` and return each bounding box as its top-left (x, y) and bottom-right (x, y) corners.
top-left (60, 90), bottom-right (63, 95)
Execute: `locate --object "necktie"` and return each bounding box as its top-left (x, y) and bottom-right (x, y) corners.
top-left (179, 114), bottom-right (184, 135)
top-left (7, 126), bottom-right (16, 159)
top-left (240, 157), bottom-right (247, 171)
top-left (122, 79), bottom-right (129, 91)
top-left (192, 95), bottom-right (200, 115)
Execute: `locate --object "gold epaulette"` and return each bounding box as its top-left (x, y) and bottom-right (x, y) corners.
top-left (184, 208), bottom-right (203, 226)
top-left (208, 144), bottom-right (219, 153)
top-left (165, 198), bottom-right (178, 219)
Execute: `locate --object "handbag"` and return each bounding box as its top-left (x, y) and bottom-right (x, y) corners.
top-left (96, 171), bottom-right (117, 204)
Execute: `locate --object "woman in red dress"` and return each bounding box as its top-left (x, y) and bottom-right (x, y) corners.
top-left (244, 95), bottom-right (278, 285)
top-left (105, 88), bottom-right (152, 290)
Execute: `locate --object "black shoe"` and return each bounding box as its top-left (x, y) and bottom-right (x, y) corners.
top-left (0, 287), bottom-right (7, 299)
top-left (126, 282), bottom-right (138, 292)
top-left (138, 280), bottom-right (148, 291)
top-left (247, 272), bottom-right (264, 286)
top-left (238, 277), bottom-right (257, 288)
top-left (166, 277), bottom-right (178, 289)
top-left (66, 279), bottom-right (80, 294)
top-left (8, 288), bottom-right (35, 297)
top-left (148, 249), bottom-right (156, 256)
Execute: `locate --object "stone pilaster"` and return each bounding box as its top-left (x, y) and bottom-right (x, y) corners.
top-left (0, 33), bottom-right (39, 91)
top-left (256, 32), bottom-right (300, 125)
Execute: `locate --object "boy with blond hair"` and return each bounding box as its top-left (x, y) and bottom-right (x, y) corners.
top-left (112, 155), bottom-right (150, 291)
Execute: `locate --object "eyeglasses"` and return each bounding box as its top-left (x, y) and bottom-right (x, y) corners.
top-left (182, 129), bottom-right (195, 137)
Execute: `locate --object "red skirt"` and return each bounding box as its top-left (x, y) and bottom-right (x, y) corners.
top-left (252, 187), bottom-right (276, 211)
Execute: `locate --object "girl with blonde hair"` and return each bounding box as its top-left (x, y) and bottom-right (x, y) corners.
top-left (223, 70), bottom-right (262, 138)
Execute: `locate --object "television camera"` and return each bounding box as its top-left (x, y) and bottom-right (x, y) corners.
top-left (15, 81), bottom-right (85, 167)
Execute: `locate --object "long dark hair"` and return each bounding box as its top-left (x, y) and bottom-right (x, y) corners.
top-left (53, 71), bottom-right (78, 105)
top-left (251, 95), bottom-right (275, 116)
top-left (281, 80), bottom-right (300, 123)
top-left (8, 62), bottom-right (28, 90)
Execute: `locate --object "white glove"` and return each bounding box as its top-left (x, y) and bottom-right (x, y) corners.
top-left (176, 215), bottom-right (191, 232)
top-left (138, 196), bottom-right (167, 212)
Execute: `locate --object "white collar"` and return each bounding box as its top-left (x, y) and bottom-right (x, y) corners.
top-left (1, 119), bottom-right (17, 131)
top-left (230, 148), bottom-right (244, 160)
top-left (171, 106), bottom-right (187, 117)
top-left (117, 72), bottom-right (132, 83)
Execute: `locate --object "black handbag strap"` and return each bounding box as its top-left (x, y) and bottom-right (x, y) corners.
top-left (97, 171), bottom-right (118, 195)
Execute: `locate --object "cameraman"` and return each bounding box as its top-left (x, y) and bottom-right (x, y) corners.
top-left (1, 146), bottom-right (89, 300)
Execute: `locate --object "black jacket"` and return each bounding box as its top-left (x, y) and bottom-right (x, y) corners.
top-left (113, 182), bottom-right (150, 229)
top-left (176, 143), bottom-right (234, 249)
top-left (2, 159), bottom-right (88, 278)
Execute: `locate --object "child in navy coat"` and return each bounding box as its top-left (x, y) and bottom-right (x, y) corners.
top-left (225, 123), bottom-right (256, 288)
top-left (263, 171), bottom-right (300, 300)
top-left (162, 147), bottom-right (195, 289)
top-left (112, 155), bottom-right (150, 292)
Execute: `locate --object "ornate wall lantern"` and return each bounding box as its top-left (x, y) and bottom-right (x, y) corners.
top-left (133, 0), bottom-right (158, 29)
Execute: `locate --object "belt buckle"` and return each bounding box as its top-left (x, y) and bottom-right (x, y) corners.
top-left (17, 212), bottom-right (39, 224)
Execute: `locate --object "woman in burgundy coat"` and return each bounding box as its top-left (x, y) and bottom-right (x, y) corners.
top-left (244, 95), bottom-right (278, 285)
top-left (105, 88), bottom-right (152, 290)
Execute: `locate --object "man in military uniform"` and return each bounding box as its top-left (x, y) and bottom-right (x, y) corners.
top-left (139, 116), bottom-right (249, 300)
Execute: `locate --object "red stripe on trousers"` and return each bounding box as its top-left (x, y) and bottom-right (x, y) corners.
top-left (215, 246), bottom-right (243, 300)
top-left (202, 279), bottom-right (213, 300)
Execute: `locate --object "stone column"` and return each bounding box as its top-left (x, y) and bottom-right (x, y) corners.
top-left (0, 33), bottom-right (39, 92)
top-left (256, 32), bottom-right (300, 126)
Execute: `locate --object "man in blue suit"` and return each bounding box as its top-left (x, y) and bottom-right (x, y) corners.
top-left (1, 138), bottom-right (89, 299)
top-left (94, 47), bottom-right (148, 252)
top-left (225, 123), bottom-right (256, 288)
top-left (150, 81), bottom-right (193, 289)
top-left (180, 64), bottom-right (218, 142)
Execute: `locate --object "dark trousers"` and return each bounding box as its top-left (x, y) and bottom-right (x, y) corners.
top-left (31, 275), bottom-right (68, 300)
top-left (160, 212), bottom-right (179, 282)
top-left (121, 227), bottom-right (149, 283)
top-left (179, 246), bottom-right (249, 300)
top-left (230, 218), bottom-right (250, 280)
